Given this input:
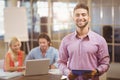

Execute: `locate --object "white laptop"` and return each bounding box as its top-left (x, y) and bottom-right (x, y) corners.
top-left (24, 58), bottom-right (50, 76)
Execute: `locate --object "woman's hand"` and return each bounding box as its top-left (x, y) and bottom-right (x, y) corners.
top-left (18, 66), bottom-right (26, 71)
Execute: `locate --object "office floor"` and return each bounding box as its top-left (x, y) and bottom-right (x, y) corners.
top-left (107, 78), bottom-right (120, 80)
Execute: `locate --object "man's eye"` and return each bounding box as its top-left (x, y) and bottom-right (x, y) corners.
top-left (82, 13), bottom-right (87, 16)
top-left (75, 14), bottom-right (79, 17)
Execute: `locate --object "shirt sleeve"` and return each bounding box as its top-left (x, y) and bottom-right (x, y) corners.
top-left (53, 49), bottom-right (59, 68)
top-left (57, 40), bottom-right (71, 76)
top-left (25, 50), bottom-right (34, 61)
top-left (96, 38), bottom-right (110, 75)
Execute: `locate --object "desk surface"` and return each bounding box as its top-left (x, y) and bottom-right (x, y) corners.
top-left (8, 74), bottom-right (62, 80)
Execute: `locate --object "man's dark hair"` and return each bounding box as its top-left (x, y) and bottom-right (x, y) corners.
top-left (38, 33), bottom-right (51, 46)
top-left (74, 3), bottom-right (89, 14)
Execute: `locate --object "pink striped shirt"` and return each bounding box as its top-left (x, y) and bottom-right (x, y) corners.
top-left (58, 30), bottom-right (110, 80)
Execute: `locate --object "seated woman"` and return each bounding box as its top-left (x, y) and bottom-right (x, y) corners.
top-left (4, 37), bottom-right (25, 72)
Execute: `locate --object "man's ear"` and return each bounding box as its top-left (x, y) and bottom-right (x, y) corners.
top-left (89, 16), bottom-right (91, 22)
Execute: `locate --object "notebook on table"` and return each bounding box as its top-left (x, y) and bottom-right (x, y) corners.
top-left (24, 58), bottom-right (50, 76)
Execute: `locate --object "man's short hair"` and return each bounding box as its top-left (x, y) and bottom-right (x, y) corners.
top-left (38, 33), bottom-right (51, 46)
top-left (74, 3), bottom-right (89, 14)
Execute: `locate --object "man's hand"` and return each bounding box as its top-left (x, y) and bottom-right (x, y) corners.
top-left (82, 69), bottom-right (97, 79)
top-left (68, 72), bottom-right (78, 80)
top-left (49, 65), bottom-right (56, 69)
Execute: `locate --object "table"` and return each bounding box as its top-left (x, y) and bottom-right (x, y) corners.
top-left (8, 74), bottom-right (62, 80)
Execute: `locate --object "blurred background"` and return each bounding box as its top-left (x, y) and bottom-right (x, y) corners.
top-left (0, 0), bottom-right (120, 80)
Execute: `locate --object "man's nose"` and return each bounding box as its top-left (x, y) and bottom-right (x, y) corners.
top-left (40, 43), bottom-right (45, 46)
top-left (78, 15), bottom-right (83, 19)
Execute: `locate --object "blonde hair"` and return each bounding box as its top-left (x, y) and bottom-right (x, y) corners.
top-left (7, 37), bottom-right (21, 56)
top-left (9, 37), bottom-right (21, 47)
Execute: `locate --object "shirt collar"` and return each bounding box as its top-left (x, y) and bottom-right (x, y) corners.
top-left (74, 30), bottom-right (92, 40)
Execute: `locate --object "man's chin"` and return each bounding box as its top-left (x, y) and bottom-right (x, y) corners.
top-left (77, 25), bottom-right (85, 28)
top-left (77, 24), bottom-right (88, 28)
top-left (41, 48), bottom-right (47, 50)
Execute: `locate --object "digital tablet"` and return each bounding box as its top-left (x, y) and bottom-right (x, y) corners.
top-left (72, 70), bottom-right (92, 75)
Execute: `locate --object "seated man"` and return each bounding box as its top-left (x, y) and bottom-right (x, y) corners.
top-left (26, 33), bottom-right (58, 69)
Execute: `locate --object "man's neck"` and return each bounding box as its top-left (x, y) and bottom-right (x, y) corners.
top-left (76, 27), bottom-right (89, 38)
top-left (40, 47), bottom-right (49, 54)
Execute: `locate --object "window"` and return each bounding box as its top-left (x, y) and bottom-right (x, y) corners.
top-left (0, 0), bottom-right (5, 39)
top-left (92, 0), bottom-right (120, 62)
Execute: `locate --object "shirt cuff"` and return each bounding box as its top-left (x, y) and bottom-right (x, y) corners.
top-left (64, 68), bottom-right (71, 76)
top-left (96, 67), bottom-right (103, 75)
top-left (53, 63), bottom-right (58, 68)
